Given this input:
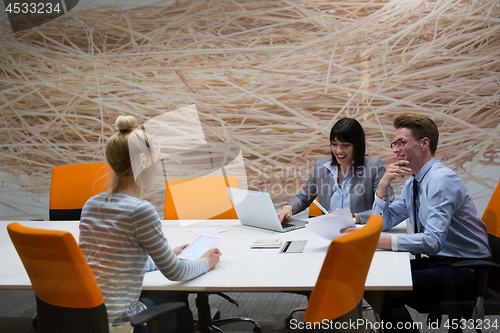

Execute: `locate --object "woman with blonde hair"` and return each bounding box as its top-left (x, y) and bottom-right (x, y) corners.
top-left (79, 115), bottom-right (221, 333)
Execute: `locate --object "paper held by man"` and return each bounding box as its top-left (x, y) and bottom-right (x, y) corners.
top-left (306, 208), bottom-right (356, 241)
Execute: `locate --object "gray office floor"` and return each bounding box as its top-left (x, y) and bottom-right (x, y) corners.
top-left (1, 290), bottom-right (498, 332)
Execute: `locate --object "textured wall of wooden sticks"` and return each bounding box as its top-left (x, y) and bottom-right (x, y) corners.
top-left (1, 0), bottom-right (499, 219)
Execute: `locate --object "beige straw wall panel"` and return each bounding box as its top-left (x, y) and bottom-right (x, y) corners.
top-left (1, 0), bottom-right (499, 219)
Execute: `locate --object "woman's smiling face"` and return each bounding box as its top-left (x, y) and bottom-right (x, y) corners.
top-left (331, 138), bottom-right (354, 169)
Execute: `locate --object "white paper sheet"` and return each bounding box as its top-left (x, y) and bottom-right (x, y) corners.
top-left (305, 207), bottom-right (355, 241)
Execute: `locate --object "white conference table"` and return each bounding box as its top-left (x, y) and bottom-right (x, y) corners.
top-left (0, 219), bottom-right (412, 292)
top-left (1, 219), bottom-right (411, 332)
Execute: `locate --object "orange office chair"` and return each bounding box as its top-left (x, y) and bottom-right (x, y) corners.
top-left (50, 162), bottom-right (112, 220)
top-left (7, 222), bottom-right (186, 333)
top-left (164, 176), bottom-right (261, 332)
top-left (419, 181), bottom-right (500, 331)
top-left (302, 215), bottom-right (383, 329)
top-left (165, 175), bottom-right (238, 220)
top-left (308, 197), bottom-right (323, 218)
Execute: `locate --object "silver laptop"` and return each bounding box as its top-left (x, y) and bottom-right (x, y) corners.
top-left (227, 188), bottom-right (307, 232)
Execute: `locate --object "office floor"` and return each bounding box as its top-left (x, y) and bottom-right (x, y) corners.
top-left (1, 290), bottom-right (498, 332)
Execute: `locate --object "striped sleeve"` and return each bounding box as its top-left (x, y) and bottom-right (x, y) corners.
top-left (132, 201), bottom-right (209, 280)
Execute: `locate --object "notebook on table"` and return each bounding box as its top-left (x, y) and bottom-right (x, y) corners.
top-left (227, 188), bottom-right (307, 232)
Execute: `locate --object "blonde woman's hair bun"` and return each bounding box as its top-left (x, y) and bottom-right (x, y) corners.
top-left (115, 115), bottom-right (137, 133)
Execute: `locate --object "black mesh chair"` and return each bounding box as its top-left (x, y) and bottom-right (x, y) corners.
top-left (418, 181), bottom-right (500, 332)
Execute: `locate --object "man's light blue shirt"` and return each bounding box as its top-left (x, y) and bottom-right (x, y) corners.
top-left (323, 162), bottom-right (351, 212)
top-left (373, 158), bottom-right (491, 258)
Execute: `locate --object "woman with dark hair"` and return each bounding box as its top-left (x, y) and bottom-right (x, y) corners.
top-left (277, 117), bottom-right (393, 224)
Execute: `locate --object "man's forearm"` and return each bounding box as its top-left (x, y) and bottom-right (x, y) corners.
top-left (377, 235), bottom-right (392, 250)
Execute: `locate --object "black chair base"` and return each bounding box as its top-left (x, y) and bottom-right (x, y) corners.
top-left (194, 292), bottom-right (261, 333)
top-left (285, 307), bottom-right (306, 329)
top-left (32, 313), bottom-right (38, 329)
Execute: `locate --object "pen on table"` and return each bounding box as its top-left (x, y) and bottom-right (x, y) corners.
top-left (312, 199), bottom-right (328, 214)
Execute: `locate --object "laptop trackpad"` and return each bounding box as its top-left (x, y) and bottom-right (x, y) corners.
top-left (282, 218), bottom-right (307, 228)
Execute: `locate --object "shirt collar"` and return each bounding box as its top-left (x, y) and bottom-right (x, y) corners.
top-left (323, 160), bottom-right (336, 175)
top-left (323, 160), bottom-right (352, 177)
top-left (414, 157), bottom-right (435, 182)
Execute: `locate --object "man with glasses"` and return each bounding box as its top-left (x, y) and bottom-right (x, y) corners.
top-left (367, 114), bottom-right (491, 332)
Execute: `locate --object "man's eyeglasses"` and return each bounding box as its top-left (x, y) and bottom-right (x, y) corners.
top-left (390, 137), bottom-right (424, 149)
